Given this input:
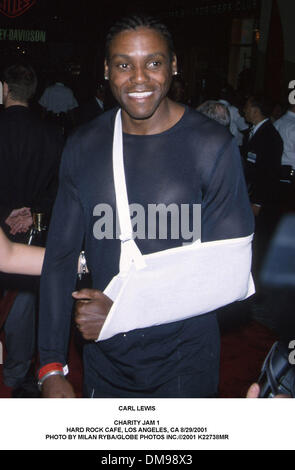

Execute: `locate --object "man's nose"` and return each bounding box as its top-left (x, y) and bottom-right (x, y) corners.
top-left (130, 65), bottom-right (148, 84)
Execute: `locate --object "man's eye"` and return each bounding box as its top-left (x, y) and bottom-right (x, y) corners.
top-left (118, 63), bottom-right (129, 70)
top-left (148, 61), bottom-right (161, 69)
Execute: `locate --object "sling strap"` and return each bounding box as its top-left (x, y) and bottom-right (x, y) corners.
top-left (112, 109), bottom-right (146, 273)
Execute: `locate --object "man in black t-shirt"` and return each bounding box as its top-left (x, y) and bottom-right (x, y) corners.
top-left (38, 14), bottom-right (254, 398)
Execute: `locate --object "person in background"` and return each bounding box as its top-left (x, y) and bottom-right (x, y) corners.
top-left (0, 63), bottom-right (63, 397)
top-left (241, 94), bottom-right (283, 330)
top-left (274, 103), bottom-right (295, 212)
top-left (39, 68), bottom-right (79, 136)
top-left (0, 227), bottom-right (44, 276)
top-left (219, 85), bottom-right (249, 146)
top-left (78, 82), bottom-right (106, 126)
top-left (197, 100), bottom-right (231, 128)
top-left (241, 94), bottom-right (283, 220)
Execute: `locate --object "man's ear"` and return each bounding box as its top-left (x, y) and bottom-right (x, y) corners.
top-left (3, 82), bottom-right (9, 99)
top-left (104, 60), bottom-right (109, 81)
top-left (171, 55), bottom-right (178, 76)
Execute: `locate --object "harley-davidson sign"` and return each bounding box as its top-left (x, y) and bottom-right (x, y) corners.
top-left (0, 0), bottom-right (37, 18)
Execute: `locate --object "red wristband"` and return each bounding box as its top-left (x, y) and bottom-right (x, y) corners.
top-left (38, 362), bottom-right (63, 380)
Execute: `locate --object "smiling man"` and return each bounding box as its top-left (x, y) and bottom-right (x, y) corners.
top-left (37, 14), bottom-right (254, 398)
top-left (103, 21), bottom-right (182, 129)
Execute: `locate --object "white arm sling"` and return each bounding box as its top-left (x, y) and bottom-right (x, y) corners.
top-left (98, 109), bottom-right (255, 342)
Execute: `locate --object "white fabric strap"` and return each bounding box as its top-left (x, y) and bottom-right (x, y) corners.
top-left (112, 109), bottom-right (146, 272)
top-left (113, 109), bottom-right (133, 241)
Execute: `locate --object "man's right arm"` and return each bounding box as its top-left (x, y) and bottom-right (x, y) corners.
top-left (38, 136), bottom-right (85, 397)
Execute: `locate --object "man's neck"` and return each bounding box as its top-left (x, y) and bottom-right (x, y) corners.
top-left (4, 98), bottom-right (28, 109)
top-left (252, 115), bottom-right (267, 126)
top-left (122, 99), bottom-right (185, 135)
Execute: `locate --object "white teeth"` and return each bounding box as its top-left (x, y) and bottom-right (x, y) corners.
top-left (128, 92), bottom-right (153, 98)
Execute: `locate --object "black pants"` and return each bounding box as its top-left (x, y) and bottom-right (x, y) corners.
top-left (278, 180), bottom-right (295, 213)
top-left (83, 312), bottom-right (220, 398)
top-left (3, 291), bottom-right (36, 388)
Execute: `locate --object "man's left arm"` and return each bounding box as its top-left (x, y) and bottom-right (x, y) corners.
top-left (201, 136), bottom-right (255, 242)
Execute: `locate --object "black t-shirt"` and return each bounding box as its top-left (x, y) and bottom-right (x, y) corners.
top-left (38, 106), bottom-right (254, 391)
top-left (0, 105), bottom-right (64, 291)
top-left (0, 106), bottom-right (64, 222)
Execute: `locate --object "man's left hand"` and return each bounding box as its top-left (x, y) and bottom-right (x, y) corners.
top-left (72, 288), bottom-right (113, 341)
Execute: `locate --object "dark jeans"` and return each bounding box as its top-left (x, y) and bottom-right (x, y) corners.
top-left (83, 312), bottom-right (220, 398)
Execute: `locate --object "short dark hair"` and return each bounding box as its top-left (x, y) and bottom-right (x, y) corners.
top-left (3, 64), bottom-right (37, 102)
top-left (105, 13), bottom-right (175, 63)
top-left (248, 94), bottom-right (273, 118)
